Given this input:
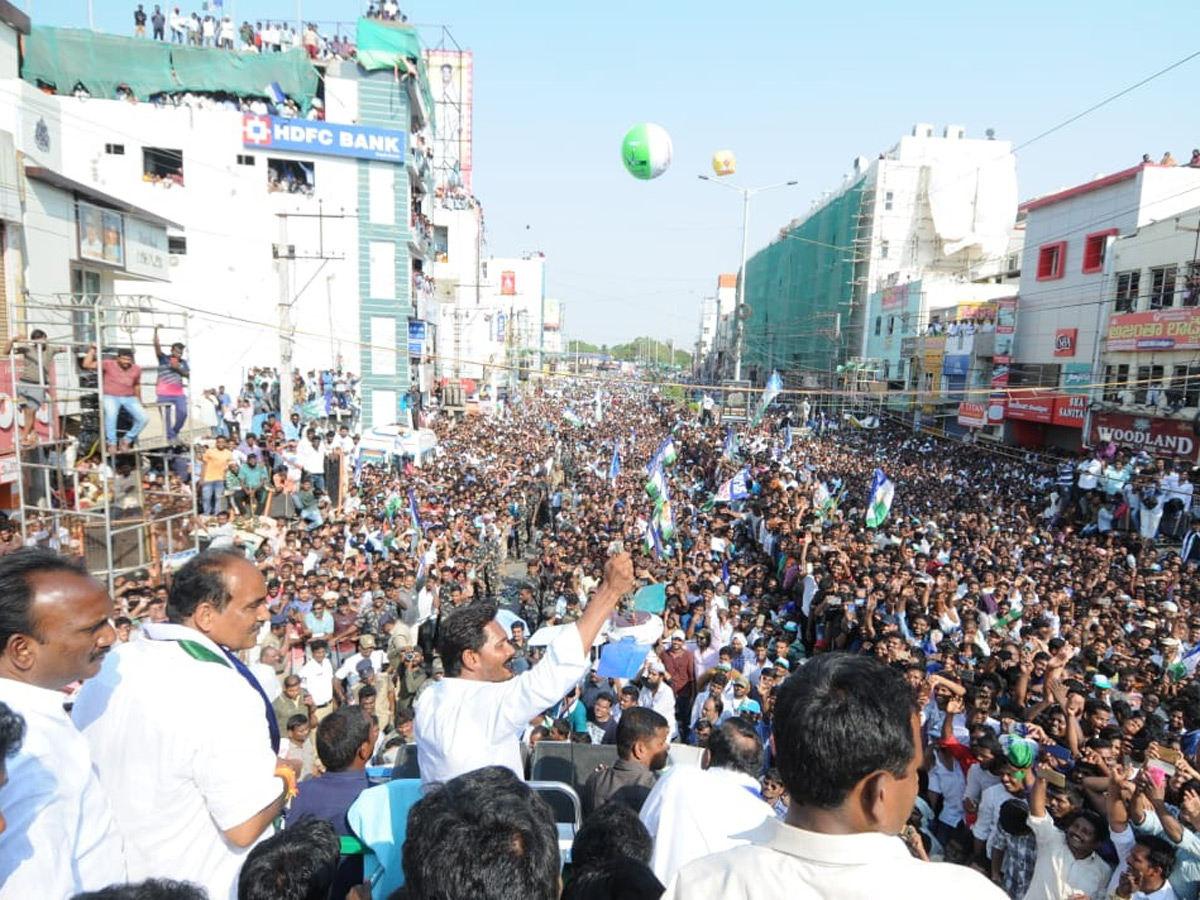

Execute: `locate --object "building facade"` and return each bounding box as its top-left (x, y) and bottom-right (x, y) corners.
top-left (741, 124), bottom-right (1020, 389)
top-left (1007, 163), bottom-right (1200, 451)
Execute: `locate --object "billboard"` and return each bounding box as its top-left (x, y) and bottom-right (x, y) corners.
top-left (1062, 363), bottom-right (1093, 394)
top-left (500, 270), bottom-right (516, 296)
top-left (1091, 412), bottom-right (1199, 461)
top-left (957, 402), bottom-right (987, 428)
top-left (78, 201), bottom-right (124, 267)
top-left (242, 115), bottom-right (405, 162)
top-left (425, 49), bottom-right (474, 193)
top-left (1106, 308), bottom-right (1200, 352)
top-left (881, 284), bottom-right (910, 311)
top-left (1006, 390), bottom-right (1055, 423)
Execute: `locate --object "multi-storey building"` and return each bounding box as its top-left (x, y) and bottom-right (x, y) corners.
top-left (1007, 162), bottom-right (1200, 451)
top-left (741, 124), bottom-right (1020, 389)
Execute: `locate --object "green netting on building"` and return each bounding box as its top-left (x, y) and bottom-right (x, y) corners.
top-left (742, 181), bottom-right (864, 385)
top-left (168, 46), bottom-right (318, 109)
top-left (23, 27), bottom-right (173, 100)
top-left (22, 26), bottom-right (318, 110)
top-left (355, 18), bottom-right (434, 128)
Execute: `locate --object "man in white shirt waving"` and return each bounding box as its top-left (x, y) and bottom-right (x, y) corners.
top-left (0, 549), bottom-right (126, 897)
top-left (664, 653), bottom-right (1006, 899)
top-left (73, 549), bottom-right (291, 900)
top-left (416, 552), bottom-right (633, 786)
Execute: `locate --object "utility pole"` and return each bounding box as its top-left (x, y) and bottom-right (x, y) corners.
top-left (276, 216), bottom-right (294, 423)
top-left (274, 204), bottom-right (352, 423)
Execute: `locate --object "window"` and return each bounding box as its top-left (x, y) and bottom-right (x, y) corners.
top-left (104, 143), bottom-right (124, 155)
top-left (143, 147), bottom-right (183, 185)
top-left (1114, 270), bottom-right (1140, 313)
top-left (267, 158), bottom-right (315, 196)
top-left (1135, 364), bottom-right (1163, 404)
top-left (880, 240), bottom-right (889, 259)
top-left (1149, 265), bottom-right (1177, 310)
top-left (1103, 364), bottom-right (1128, 403)
top-left (884, 191), bottom-right (894, 211)
top-left (1036, 242), bottom-right (1066, 281)
top-left (168, 236), bottom-right (187, 255)
top-left (1006, 253), bottom-right (1020, 273)
top-left (874, 315), bottom-right (882, 336)
top-left (1173, 364), bottom-right (1200, 408)
top-left (1182, 261), bottom-right (1200, 307)
top-left (1082, 229), bottom-right (1117, 274)
top-left (237, 154), bottom-right (256, 166)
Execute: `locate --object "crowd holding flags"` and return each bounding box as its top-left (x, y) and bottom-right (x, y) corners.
top-left (750, 370), bottom-right (783, 427)
top-left (643, 437), bottom-right (680, 558)
top-left (865, 469), bottom-right (895, 529)
top-left (722, 426), bottom-right (739, 461)
top-left (609, 441), bottom-right (621, 484)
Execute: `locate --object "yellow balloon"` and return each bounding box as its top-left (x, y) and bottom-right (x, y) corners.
top-left (712, 150), bottom-right (736, 177)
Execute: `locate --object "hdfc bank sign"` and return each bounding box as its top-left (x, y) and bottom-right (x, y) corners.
top-left (1090, 413), bottom-right (1198, 461)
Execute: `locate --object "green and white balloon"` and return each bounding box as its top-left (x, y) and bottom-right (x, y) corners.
top-left (621, 123), bottom-right (673, 180)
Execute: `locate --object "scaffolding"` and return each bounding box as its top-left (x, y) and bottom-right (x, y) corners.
top-left (12, 293), bottom-right (199, 589)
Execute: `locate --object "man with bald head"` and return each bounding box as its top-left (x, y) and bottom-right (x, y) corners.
top-left (74, 548), bottom-right (290, 900)
top-left (0, 548), bottom-right (126, 896)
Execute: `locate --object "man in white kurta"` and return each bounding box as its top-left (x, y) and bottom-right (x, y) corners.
top-left (73, 621), bottom-right (284, 900)
top-left (0, 551), bottom-right (126, 899)
top-left (72, 551), bottom-right (286, 900)
top-left (416, 553), bottom-right (633, 786)
top-left (640, 721), bottom-right (774, 884)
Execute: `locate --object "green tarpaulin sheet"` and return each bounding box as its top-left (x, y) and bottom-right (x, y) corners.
top-left (355, 18), bottom-right (434, 126)
top-left (22, 26), bottom-right (318, 110)
top-left (23, 26), bottom-right (173, 101)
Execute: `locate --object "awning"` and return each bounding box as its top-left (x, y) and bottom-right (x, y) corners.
top-left (24, 166), bottom-right (183, 231)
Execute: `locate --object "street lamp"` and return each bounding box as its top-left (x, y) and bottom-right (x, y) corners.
top-left (698, 175), bottom-right (798, 382)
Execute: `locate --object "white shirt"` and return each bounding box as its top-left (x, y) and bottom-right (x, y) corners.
top-left (0, 678), bottom-right (127, 898)
top-left (927, 755), bottom-right (966, 827)
top-left (72, 623), bottom-right (283, 900)
top-left (640, 764), bottom-right (775, 885)
top-left (638, 682), bottom-right (679, 740)
top-left (298, 656), bottom-right (335, 706)
top-left (414, 622), bottom-right (589, 786)
top-left (665, 817), bottom-right (1005, 899)
top-left (297, 440), bottom-right (327, 476)
top-left (972, 781), bottom-right (1019, 854)
top-left (248, 661), bottom-right (281, 701)
top-left (1023, 813), bottom-right (1113, 900)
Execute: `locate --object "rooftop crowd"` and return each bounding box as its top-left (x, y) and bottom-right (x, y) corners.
top-left (3, 373), bottom-right (1200, 900)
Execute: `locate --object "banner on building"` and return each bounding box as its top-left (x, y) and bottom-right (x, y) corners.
top-left (1062, 363), bottom-right (1093, 394)
top-left (242, 114), bottom-right (405, 162)
top-left (424, 48), bottom-right (474, 192)
top-left (881, 284), bottom-right (910, 311)
top-left (1090, 412), bottom-right (1199, 461)
top-left (1054, 329), bottom-right (1078, 357)
top-left (1006, 389), bottom-right (1056, 424)
top-left (957, 402), bottom-right (987, 428)
top-left (1052, 394), bottom-right (1086, 428)
top-left (78, 201), bottom-right (124, 267)
top-left (500, 271), bottom-right (516, 296)
top-left (1106, 309), bottom-right (1200, 352)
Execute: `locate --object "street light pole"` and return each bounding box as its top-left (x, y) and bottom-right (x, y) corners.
top-left (698, 176), bottom-right (798, 383)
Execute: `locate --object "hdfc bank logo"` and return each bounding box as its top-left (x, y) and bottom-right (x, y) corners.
top-left (242, 115), bottom-right (273, 146)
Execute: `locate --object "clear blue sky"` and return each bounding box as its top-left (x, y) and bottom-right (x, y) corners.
top-left (30, 1), bottom-right (1200, 350)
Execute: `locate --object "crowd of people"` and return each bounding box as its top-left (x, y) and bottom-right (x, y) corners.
top-left (3, 373), bottom-right (1200, 900)
top-left (131, 5), bottom-right (359, 61)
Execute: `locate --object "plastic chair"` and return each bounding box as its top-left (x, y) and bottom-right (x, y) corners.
top-left (346, 778), bottom-right (424, 900)
top-left (529, 780), bottom-right (582, 866)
